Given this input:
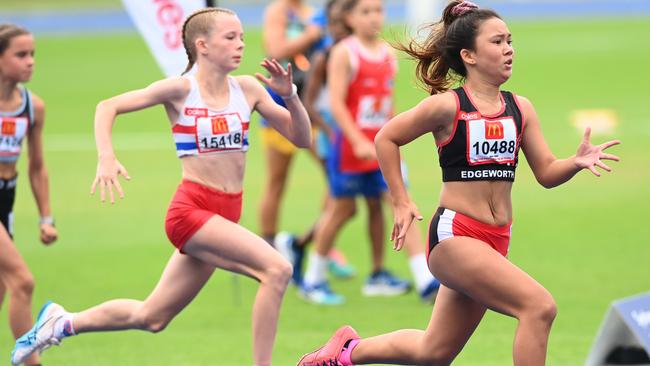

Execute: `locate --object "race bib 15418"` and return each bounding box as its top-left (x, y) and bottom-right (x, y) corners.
top-left (195, 113), bottom-right (245, 153)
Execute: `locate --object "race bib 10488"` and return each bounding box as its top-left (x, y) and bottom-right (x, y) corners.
top-left (195, 112), bottom-right (245, 153)
top-left (466, 117), bottom-right (517, 165)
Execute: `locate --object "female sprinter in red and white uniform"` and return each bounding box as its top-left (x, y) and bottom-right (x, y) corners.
top-left (296, 1), bottom-right (620, 365)
top-left (0, 23), bottom-right (57, 366)
top-left (12, 8), bottom-right (311, 366)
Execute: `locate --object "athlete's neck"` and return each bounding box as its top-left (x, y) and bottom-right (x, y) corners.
top-left (195, 67), bottom-right (230, 97)
top-left (465, 80), bottom-right (501, 106)
top-left (0, 79), bottom-right (18, 102)
top-left (353, 34), bottom-right (382, 53)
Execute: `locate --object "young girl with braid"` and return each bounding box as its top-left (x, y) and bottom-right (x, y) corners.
top-left (12, 8), bottom-right (311, 366)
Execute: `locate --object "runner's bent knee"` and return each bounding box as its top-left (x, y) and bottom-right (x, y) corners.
top-left (414, 351), bottom-right (453, 366)
top-left (7, 268), bottom-right (35, 298)
top-left (136, 305), bottom-right (174, 334)
top-left (414, 338), bottom-right (461, 366)
top-left (260, 258), bottom-right (292, 288)
top-left (520, 291), bottom-right (557, 325)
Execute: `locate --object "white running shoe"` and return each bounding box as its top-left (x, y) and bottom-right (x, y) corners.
top-left (11, 301), bottom-right (67, 366)
top-left (362, 269), bottom-right (412, 297)
top-left (274, 231), bottom-right (305, 285)
top-left (274, 231), bottom-right (296, 263)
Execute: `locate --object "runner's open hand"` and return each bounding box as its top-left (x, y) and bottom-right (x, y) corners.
top-left (353, 139), bottom-right (377, 161)
top-left (255, 58), bottom-right (294, 98)
top-left (575, 127), bottom-right (621, 177)
top-left (91, 156), bottom-right (131, 204)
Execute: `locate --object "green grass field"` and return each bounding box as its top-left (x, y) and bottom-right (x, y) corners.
top-left (1, 17), bottom-right (649, 365)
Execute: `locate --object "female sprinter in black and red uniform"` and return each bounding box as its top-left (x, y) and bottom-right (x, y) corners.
top-left (296, 1), bottom-right (620, 365)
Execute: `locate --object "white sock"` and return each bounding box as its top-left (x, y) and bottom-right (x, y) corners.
top-left (303, 252), bottom-right (329, 288)
top-left (53, 312), bottom-right (76, 339)
top-left (409, 253), bottom-right (435, 292)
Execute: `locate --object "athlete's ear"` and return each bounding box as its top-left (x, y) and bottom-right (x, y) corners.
top-left (195, 37), bottom-right (208, 56)
top-left (460, 48), bottom-right (477, 66)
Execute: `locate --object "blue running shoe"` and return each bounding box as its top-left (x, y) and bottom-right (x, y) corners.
top-left (274, 232), bottom-right (305, 285)
top-left (299, 282), bottom-right (345, 305)
top-left (419, 278), bottom-right (441, 302)
top-left (11, 301), bottom-right (67, 366)
top-left (362, 269), bottom-right (412, 297)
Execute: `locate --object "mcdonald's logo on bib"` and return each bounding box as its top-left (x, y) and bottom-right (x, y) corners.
top-left (1, 120), bottom-right (16, 136)
top-left (485, 121), bottom-right (504, 139)
top-left (212, 117), bottom-right (229, 134)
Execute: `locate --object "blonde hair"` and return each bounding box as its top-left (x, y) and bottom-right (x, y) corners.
top-left (0, 24), bottom-right (30, 55)
top-left (181, 7), bottom-right (236, 74)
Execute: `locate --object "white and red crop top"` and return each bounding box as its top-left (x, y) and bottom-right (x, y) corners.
top-left (0, 86), bottom-right (35, 163)
top-left (172, 75), bottom-right (251, 158)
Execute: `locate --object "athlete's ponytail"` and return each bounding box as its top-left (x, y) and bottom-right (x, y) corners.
top-left (181, 7), bottom-right (236, 75)
top-left (0, 24), bottom-right (30, 56)
top-left (395, 1), bottom-right (500, 95)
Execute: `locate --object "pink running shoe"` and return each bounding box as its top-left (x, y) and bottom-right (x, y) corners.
top-left (296, 325), bottom-right (359, 366)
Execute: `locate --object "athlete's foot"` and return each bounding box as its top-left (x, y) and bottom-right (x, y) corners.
top-left (274, 231), bottom-right (305, 285)
top-left (328, 259), bottom-right (356, 279)
top-left (362, 269), bottom-right (411, 296)
top-left (299, 282), bottom-right (345, 305)
top-left (419, 278), bottom-right (441, 302)
top-left (327, 248), bottom-right (356, 279)
top-left (12, 302), bottom-right (68, 366)
top-left (296, 325), bottom-right (360, 366)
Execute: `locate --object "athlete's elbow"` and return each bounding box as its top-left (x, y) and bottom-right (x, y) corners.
top-left (293, 134), bottom-right (312, 149)
top-left (95, 100), bottom-right (108, 113)
top-left (374, 129), bottom-right (384, 144)
top-left (95, 99), bottom-right (117, 116)
top-left (539, 181), bottom-right (555, 189)
top-left (374, 128), bottom-right (394, 148)
top-left (536, 175), bottom-right (559, 189)
top-left (265, 46), bottom-right (288, 61)
top-left (28, 160), bottom-right (46, 175)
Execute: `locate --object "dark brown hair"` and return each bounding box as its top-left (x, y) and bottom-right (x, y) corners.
top-left (0, 24), bottom-right (30, 55)
top-left (338, 0), bottom-right (362, 34)
top-left (396, 1), bottom-right (501, 94)
top-left (181, 7), bottom-right (236, 74)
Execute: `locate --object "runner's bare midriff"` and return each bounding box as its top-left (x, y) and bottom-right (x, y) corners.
top-left (0, 163), bottom-right (18, 180)
top-left (181, 153), bottom-right (246, 194)
top-left (439, 180), bottom-right (513, 226)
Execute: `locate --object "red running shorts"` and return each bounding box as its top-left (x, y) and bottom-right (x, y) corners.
top-left (427, 207), bottom-right (512, 261)
top-left (165, 179), bottom-right (242, 252)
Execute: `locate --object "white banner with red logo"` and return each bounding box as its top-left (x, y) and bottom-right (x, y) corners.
top-left (122, 0), bottom-right (205, 77)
